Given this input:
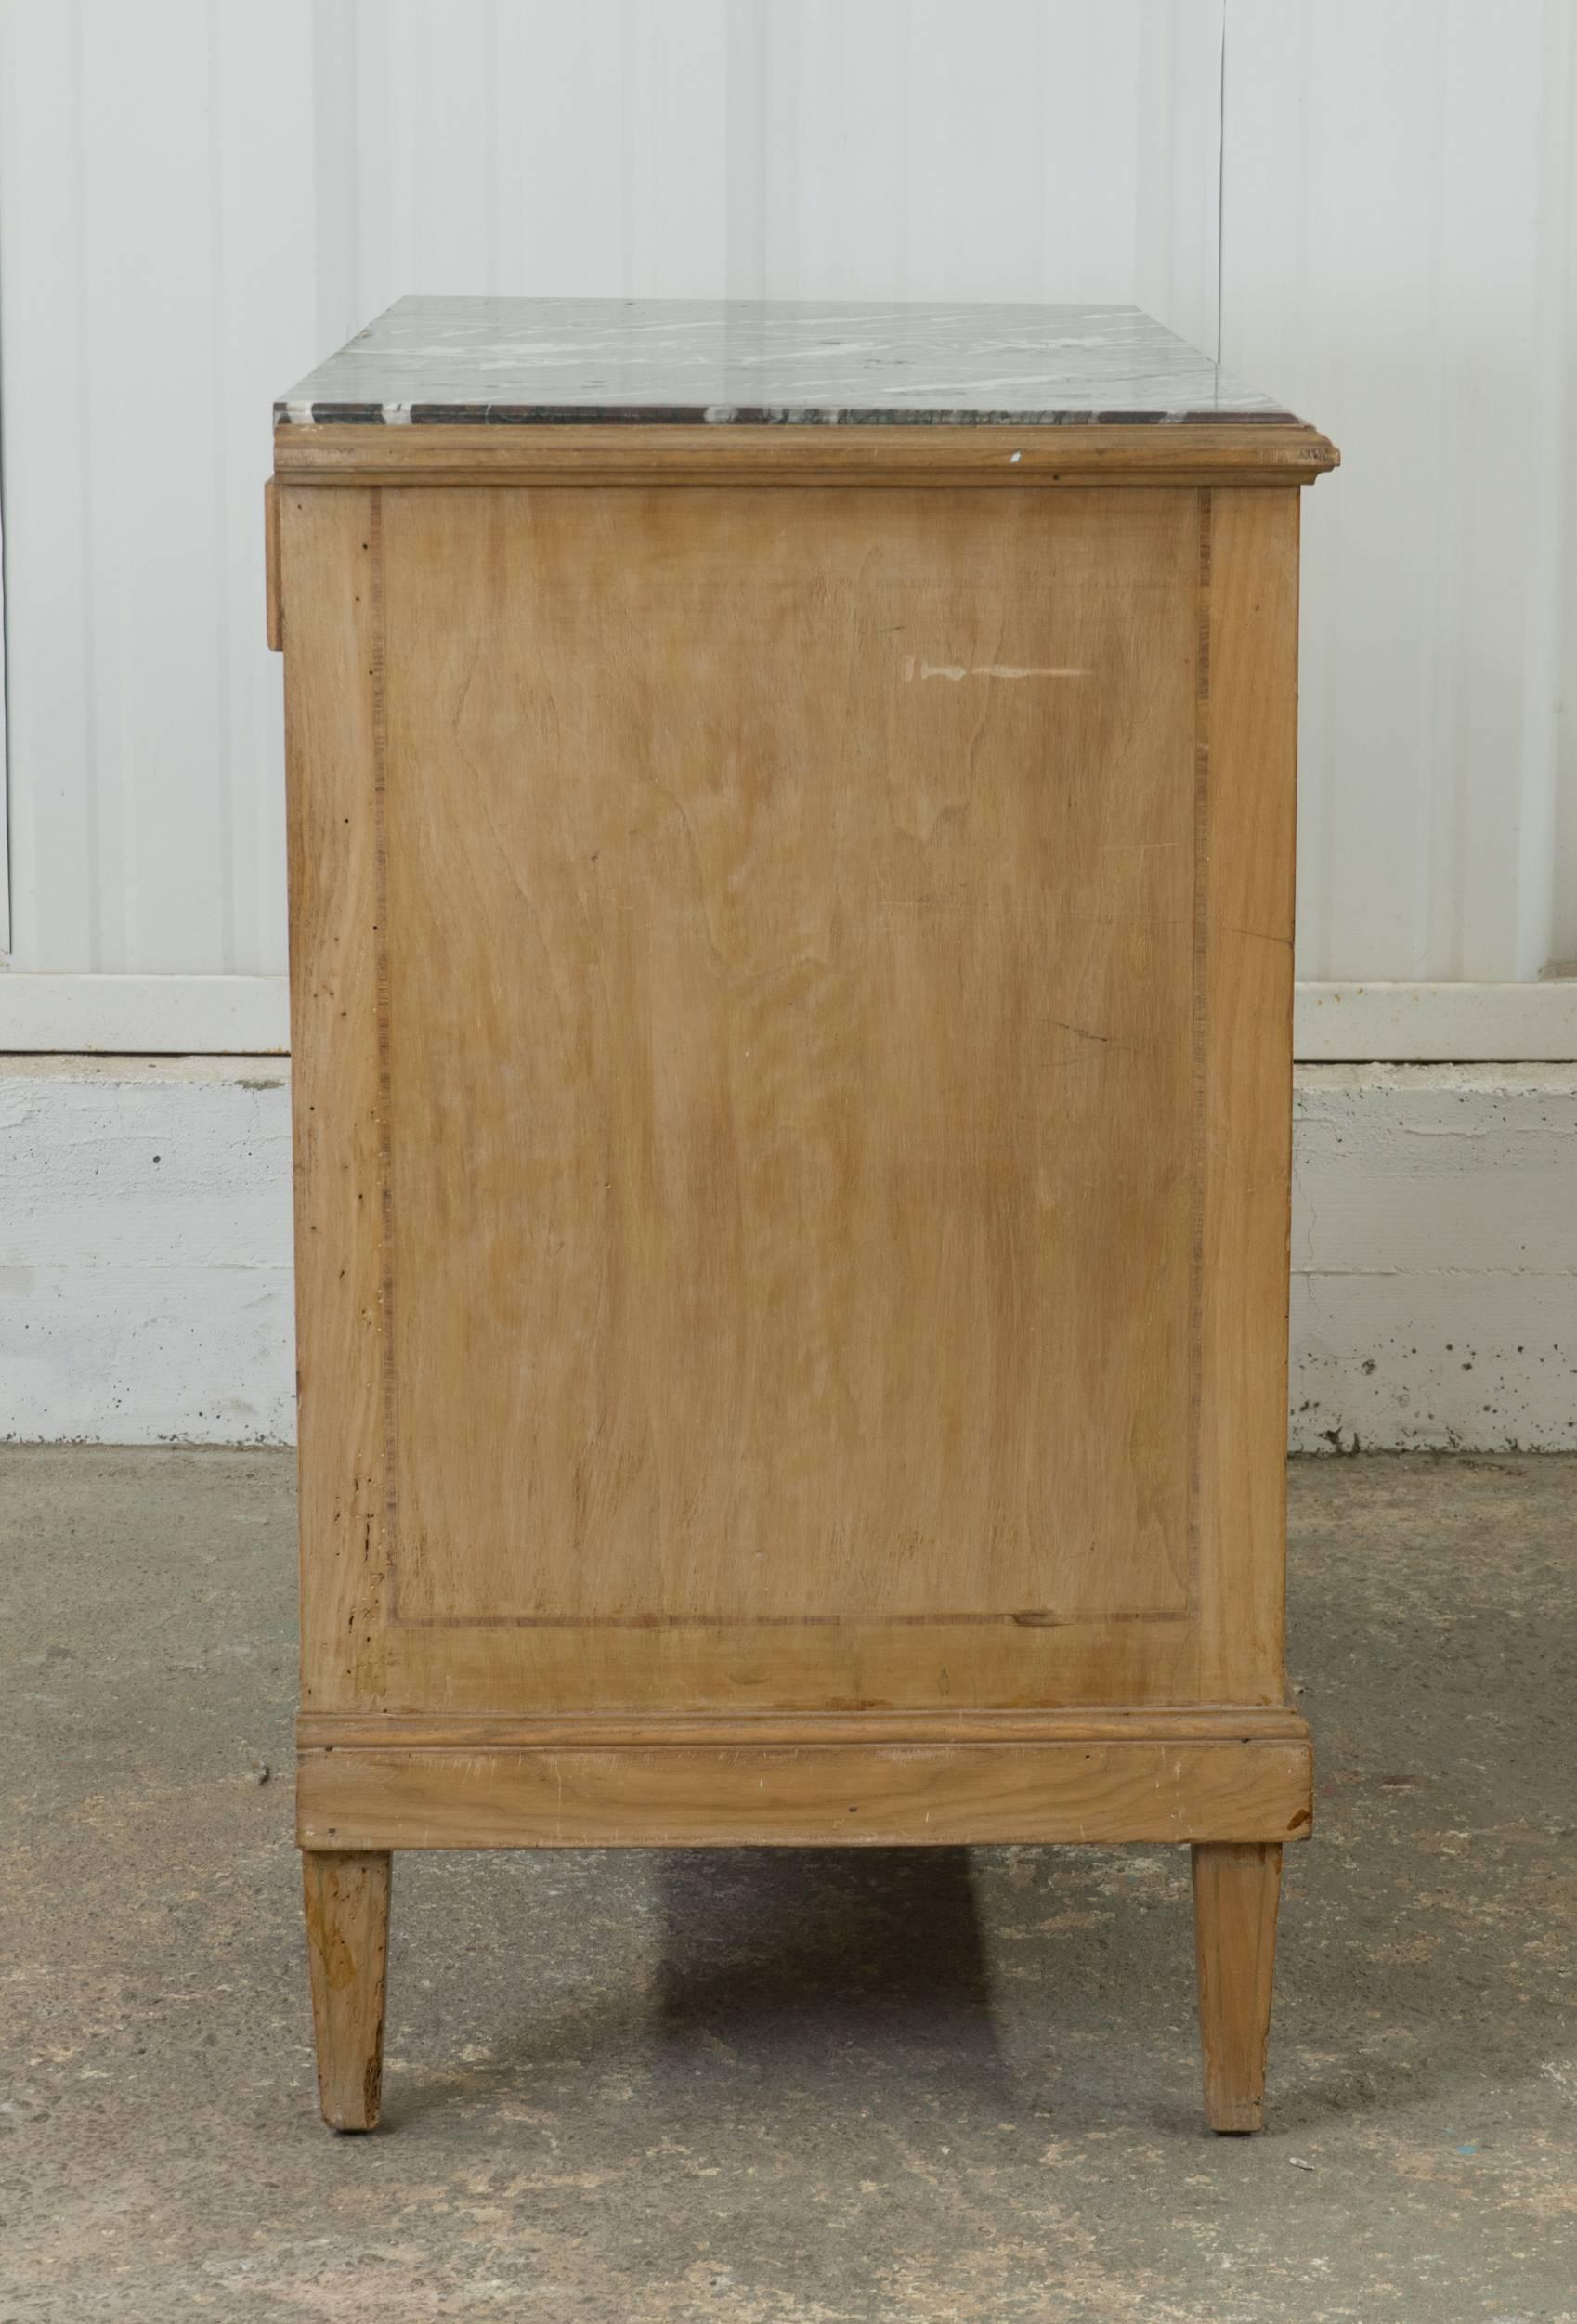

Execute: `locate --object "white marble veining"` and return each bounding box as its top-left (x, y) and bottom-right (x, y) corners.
top-left (277, 297), bottom-right (1296, 427)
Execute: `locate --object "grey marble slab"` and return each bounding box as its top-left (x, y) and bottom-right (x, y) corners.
top-left (276, 297), bottom-right (1296, 428)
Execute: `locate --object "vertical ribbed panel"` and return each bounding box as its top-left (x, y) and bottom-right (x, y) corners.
top-left (12, 4), bottom-right (1569, 991)
top-left (1221, 0), bottom-right (1577, 982)
top-left (0, 0), bottom-right (318, 976)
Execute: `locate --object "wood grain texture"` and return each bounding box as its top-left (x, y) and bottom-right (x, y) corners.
top-left (380, 1609), bottom-right (1203, 1720)
top-left (275, 422), bottom-right (1338, 489)
top-left (280, 488), bottom-right (387, 1716)
top-left (264, 478), bottom-right (282, 650)
top-left (1194, 490), bottom-right (1302, 1705)
top-left (297, 1739), bottom-right (1312, 1852)
top-left (281, 474), bottom-right (1311, 1733)
top-left (377, 486), bottom-right (1198, 1662)
top-left (296, 1705), bottom-right (1310, 1751)
top-left (1192, 1839), bottom-right (1283, 2133)
top-left (302, 1850), bottom-right (390, 2132)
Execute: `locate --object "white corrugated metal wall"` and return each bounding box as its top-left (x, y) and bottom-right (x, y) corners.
top-left (0, 0), bottom-right (1574, 1056)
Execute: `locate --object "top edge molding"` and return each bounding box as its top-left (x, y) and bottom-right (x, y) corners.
top-left (273, 421), bottom-right (1339, 487)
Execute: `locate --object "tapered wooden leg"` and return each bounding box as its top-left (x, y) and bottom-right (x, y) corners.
top-left (1191, 1841), bottom-right (1282, 2134)
top-left (303, 1849), bottom-right (391, 2132)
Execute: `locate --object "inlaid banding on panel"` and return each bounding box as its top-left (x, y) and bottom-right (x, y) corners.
top-left (371, 486), bottom-right (1206, 1629)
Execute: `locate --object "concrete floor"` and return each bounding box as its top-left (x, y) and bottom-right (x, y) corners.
top-left (2, 1452), bottom-right (1574, 2322)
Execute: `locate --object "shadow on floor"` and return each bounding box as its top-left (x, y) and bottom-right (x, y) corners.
top-left (655, 1846), bottom-right (1002, 2062)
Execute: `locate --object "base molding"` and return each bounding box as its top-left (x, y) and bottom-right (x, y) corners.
top-left (295, 1708), bottom-right (1312, 1851)
top-left (295, 1705), bottom-right (1307, 1751)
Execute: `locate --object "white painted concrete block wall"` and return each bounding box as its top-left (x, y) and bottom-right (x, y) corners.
top-left (0, 1060), bottom-right (294, 1446)
top-left (1290, 1068), bottom-right (1577, 1452)
top-left (2, 1058), bottom-right (1571, 1450)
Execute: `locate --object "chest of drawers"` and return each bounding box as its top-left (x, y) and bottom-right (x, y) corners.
top-left (269, 297), bottom-right (1336, 2134)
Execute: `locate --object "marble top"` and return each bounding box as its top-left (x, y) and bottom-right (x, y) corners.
top-left (276, 297), bottom-right (1296, 429)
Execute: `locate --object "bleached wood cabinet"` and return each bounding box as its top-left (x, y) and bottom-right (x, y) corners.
top-left (269, 297), bottom-right (1336, 2134)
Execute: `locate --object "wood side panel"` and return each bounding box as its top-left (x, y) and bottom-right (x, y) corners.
top-left (376, 487), bottom-right (1200, 1669)
top-left (1194, 491), bottom-right (1301, 1703)
top-left (281, 487), bottom-right (387, 1715)
top-left (298, 1740), bottom-right (1313, 1851)
top-left (275, 422), bottom-right (1339, 489)
top-left (283, 476), bottom-right (1303, 1729)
